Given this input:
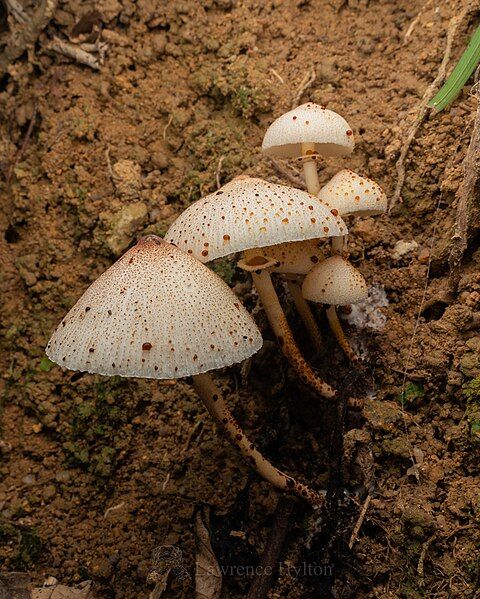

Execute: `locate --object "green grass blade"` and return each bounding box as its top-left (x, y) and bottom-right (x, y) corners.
top-left (429, 25), bottom-right (480, 112)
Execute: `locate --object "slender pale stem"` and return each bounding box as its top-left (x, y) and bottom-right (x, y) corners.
top-left (326, 306), bottom-right (358, 363)
top-left (332, 235), bottom-right (346, 255)
top-left (251, 269), bottom-right (336, 399)
top-left (301, 142), bottom-right (320, 196)
top-left (192, 372), bottom-right (325, 506)
top-left (287, 279), bottom-right (322, 353)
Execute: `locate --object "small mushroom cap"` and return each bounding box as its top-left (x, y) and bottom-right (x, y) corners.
top-left (261, 103), bottom-right (354, 158)
top-left (302, 256), bottom-right (368, 306)
top-left (46, 236), bottom-right (262, 379)
top-left (165, 177), bottom-right (347, 262)
top-left (243, 240), bottom-right (325, 275)
top-left (318, 169), bottom-right (387, 217)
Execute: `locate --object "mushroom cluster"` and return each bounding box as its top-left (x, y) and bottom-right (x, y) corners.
top-left (260, 102), bottom-right (387, 361)
top-left (47, 236), bottom-right (324, 505)
top-left (45, 101), bottom-right (386, 507)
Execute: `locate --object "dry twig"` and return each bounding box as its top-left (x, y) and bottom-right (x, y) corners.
top-left (348, 494), bottom-right (372, 550)
top-left (417, 533), bottom-right (436, 581)
top-left (0, 0), bottom-right (58, 77)
top-left (403, 0), bottom-right (434, 44)
top-left (270, 68), bottom-right (284, 84)
top-left (390, 7), bottom-right (470, 210)
top-left (163, 115), bottom-right (173, 140)
top-left (47, 37), bottom-right (102, 69)
top-left (265, 156), bottom-right (305, 187)
top-left (291, 67), bottom-right (316, 109)
top-left (448, 68), bottom-right (480, 290)
top-left (247, 496), bottom-right (295, 599)
top-left (4, 0), bottom-right (29, 25)
top-left (215, 155), bottom-right (225, 189)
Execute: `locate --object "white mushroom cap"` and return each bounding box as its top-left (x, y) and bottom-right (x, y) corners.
top-left (46, 236), bottom-right (262, 379)
top-left (302, 256), bottom-right (368, 306)
top-left (318, 169), bottom-right (387, 217)
top-left (261, 103), bottom-right (354, 158)
top-left (243, 240), bottom-right (324, 275)
top-left (165, 177), bottom-right (347, 262)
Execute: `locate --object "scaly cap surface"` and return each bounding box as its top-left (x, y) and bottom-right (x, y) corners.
top-left (46, 236), bottom-right (262, 379)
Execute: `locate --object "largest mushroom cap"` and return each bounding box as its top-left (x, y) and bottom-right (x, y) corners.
top-left (165, 176), bottom-right (347, 262)
top-left (261, 103), bottom-right (354, 158)
top-left (302, 256), bottom-right (368, 306)
top-left (318, 169), bottom-right (387, 217)
top-left (46, 236), bottom-right (262, 379)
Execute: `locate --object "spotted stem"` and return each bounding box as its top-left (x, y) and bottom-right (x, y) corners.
top-left (192, 372), bottom-right (325, 506)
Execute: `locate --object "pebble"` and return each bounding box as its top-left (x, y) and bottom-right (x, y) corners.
top-left (102, 202), bottom-right (149, 255)
top-left (92, 557), bottom-right (113, 579)
top-left (418, 247), bottom-right (430, 264)
top-left (55, 470), bottom-right (72, 483)
top-left (391, 239), bottom-right (419, 260)
top-left (43, 485), bottom-right (57, 502)
top-left (22, 474), bottom-right (36, 486)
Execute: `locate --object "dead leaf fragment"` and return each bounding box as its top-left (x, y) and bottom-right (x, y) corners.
top-left (31, 580), bottom-right (92, 598)
top-left (195, 508), bottom-right (222, 599)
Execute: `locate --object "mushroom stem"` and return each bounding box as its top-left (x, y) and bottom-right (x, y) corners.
top-left (331, 235), bottom-right (346, 255)
top-left (251, 269), bottom-right (336, 399)
top-left (301, 143), bottom-right (321, 195)
top-left (326, 306), bottom-right (358, 362)
top-left (286, 279), bottom-right (323, 353)
top-left (192, 372), bottom-right (325, 506)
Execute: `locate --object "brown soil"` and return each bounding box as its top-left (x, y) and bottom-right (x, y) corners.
top-left (1, 0), bottom-right (479, 597)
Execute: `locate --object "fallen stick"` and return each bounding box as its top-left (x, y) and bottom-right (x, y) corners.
top-left (246, 495), bottom-right (295, 599)
top-left (348, 494), bottom-right (372, 550)
top-left (417, 533), bottom-right (436, 581)
top-left (448, 68), bottom-right (480, 290)
top-left (47, 37), bottom-right (101, 70)
top-left (291, 67), bottom-right (316, 109)
top-left (265, 157), bottom-right (306, 188)
top-left (0, 0), bottom-right (58, 77)
top-left (5, 0), bottom-right (30, 25)
top-left (389, 7), bottom-right (470, 211)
